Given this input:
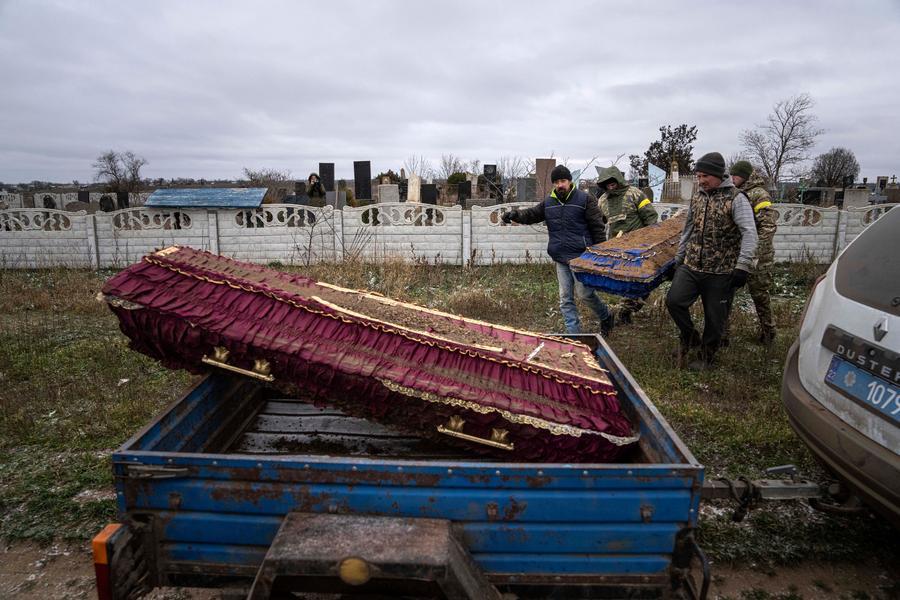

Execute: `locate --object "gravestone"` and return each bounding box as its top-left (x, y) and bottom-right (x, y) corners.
top-left (42, 194), bottom-right (57, 209)
top-left (516, 178), bottom-right (536, 203)
top-left (354, 161), bottom-right (372, 200)
top-left (407, 174), bottom-right (422, 202)
top-left (421, 184), bottom-right (438, 205)
top-left (457, 180), bottom-right (472, 204)
top-left (99, 195), bottom-right (116, 212)
top-left (318, 163), bottom-right (335, 192)
top-left (378, 184), bottom-right (400, 203)
top-left (116, 191), bottom-right (130, 209)
top-left (535, 158), bottom-right (556, 200)
top-left (77, 190), bottom-right (90, 203)
top-left (483, 164), bottom-right (497, 183)
top-left (325, 190), bottom-right (347, 209)
top-left (398, 180), bottom-right (408, 201)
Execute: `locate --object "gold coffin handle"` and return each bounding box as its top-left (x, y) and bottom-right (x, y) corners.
top-left (201, 346), bottom-right (275, 382)
top-left (436, 415), bottom-right (514, 451)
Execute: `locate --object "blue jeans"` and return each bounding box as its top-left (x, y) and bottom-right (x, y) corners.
top-left (554, 261), bottom-right (611, 334)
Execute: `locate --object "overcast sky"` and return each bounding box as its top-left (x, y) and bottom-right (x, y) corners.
top-left (1, 0), bottom-right (899, 184)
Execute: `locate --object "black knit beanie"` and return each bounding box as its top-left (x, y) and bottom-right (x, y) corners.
top-left (729, 160), bottom-right (753, 180)
top-left (695, 152), bottom-right (726, 178)
top-left (550, 165), bottom-right (572, 182)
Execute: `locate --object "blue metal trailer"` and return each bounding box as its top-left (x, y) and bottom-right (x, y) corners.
top-left (94, 335), bottom-right (707, 598)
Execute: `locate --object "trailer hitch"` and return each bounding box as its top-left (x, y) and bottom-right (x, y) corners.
top-left (701, 464), bottom-right (823, 522)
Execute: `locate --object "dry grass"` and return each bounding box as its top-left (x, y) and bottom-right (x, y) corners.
top-left (3, 259), bottom-right (898, 567)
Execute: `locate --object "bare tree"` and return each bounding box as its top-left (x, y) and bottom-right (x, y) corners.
top-left (242, 167), bottom-right (293, 202)
top-left (496, 156), bottom-right (530, 182)
top-left (92, 150), bottom-right (126, 192)
top-left (242, 167), bottom-right (292, 185)
top-left (438, 154), bottom-right (465, 180)
top-left (810, 147), bottom-right (860, 187)
top-left (740, 93), bottom-right (824, 190)
top-left (403, 155), bottom-right (433, 179)
top-left (468, 158), bottom-right (482, 177)
top-left (122, 151), bottom-right (148, 191)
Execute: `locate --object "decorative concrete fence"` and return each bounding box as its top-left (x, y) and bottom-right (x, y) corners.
top-left (0, 202), bottom-right (895, 269)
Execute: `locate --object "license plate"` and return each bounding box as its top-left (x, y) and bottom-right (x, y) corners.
top-left (825, 356), bottom-right (900, 426)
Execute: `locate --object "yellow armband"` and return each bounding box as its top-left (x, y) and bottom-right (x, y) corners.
top-left (637, 199), bottom-right (652, 210)
top-left (753, 200), bottom-right (772, 213)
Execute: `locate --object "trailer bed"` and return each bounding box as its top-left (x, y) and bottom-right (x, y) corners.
top-left (104, 336), bottom-right (705, 598)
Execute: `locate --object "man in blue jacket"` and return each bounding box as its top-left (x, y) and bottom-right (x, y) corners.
top-left (502, 165), bottom-right (614, 335)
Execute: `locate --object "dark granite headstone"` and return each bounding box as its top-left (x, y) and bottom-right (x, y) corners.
top-left (516, 178), bottom-right (536, 202)
top-left (318, 163), bottom-right (335, 192)
top-left (483, 164), bottom-right (497, 182)
top-left (354, 161), bottom-right (372, 199)
top-left (398, 180), bottom-right (408, 201)
top-left (421, 184), bottom-right (438, 205)
top-left (42, 195), bottom-right (56, 209)
top-left (99, 195), bottom-right (115, 212)
top-left (116, 191), bottom-right (130, 209)
top-left (326, 190), bottom-right (347, 209)
top-left (77, 190), bottom-right (89, 203)
top-left (458, 180), bottom-right (472, 203)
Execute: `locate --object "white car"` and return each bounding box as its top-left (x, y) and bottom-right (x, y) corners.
top-left (782, 206), bottom-right (899, 526)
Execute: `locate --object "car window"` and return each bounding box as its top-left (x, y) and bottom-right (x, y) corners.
top-left (835, 207), bottom-right (900, 317)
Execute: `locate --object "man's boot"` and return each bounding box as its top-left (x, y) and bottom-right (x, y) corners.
top-left (672, 330), bottom-right (701, 368)
top-left (688, 346), bottom-right (716, 371)
top-left (600, 313), bottom-right (615, 337)
top-left (757, 327), bottom-right (776, 346)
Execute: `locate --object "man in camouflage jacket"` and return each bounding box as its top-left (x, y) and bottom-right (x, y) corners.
top-left (729, 161), bottom-right (778, 345)
top-left (665, 152), bottom-right (758, 370)
top-left (595, 166), bottom-right (659, 324)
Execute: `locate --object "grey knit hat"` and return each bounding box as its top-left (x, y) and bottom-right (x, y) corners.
top-left (695, 152), bottom-right (726, 178)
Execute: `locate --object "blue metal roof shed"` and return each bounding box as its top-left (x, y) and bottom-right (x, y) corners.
top-left (144, 188), bottom-right (268, 209)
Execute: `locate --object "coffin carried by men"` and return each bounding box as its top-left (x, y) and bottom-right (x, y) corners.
top-left (570, 214), bottom-right (685, 298)
top-left (101, 247), bottom-right (638, 461)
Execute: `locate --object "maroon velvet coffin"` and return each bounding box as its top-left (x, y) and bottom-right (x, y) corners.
top-left (101, 247), bottom-right (638, 461)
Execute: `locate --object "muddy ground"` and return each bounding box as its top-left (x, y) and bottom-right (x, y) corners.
top-left (2, 541), bottom-right (896, 599)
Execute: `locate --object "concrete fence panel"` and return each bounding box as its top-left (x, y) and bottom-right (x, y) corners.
top-left (342, 203), bottom-right (463, 264)
top-left (217, 205), bottom-right (337, 265)
top-left (0, 209), bottom-right (93, 268)
top-left (470, 203), bottom-right (549, 265)
top-left (95, 207), bottom-right (211, 268)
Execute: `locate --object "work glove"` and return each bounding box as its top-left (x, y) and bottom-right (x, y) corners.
top-left (501, 209), bottom-right (518, 224)
top-left (729, 268), bottom-right (750, 289)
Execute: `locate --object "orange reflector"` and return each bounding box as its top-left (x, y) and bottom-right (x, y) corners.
top-left (92, 523), bottom-right (122, 565)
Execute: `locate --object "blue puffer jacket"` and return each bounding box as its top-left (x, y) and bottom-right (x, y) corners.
top-left (512, 187), bottom-right (607, 263)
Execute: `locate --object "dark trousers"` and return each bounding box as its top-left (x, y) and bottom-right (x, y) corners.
top-left (665, 266), bottom-right (735, 356)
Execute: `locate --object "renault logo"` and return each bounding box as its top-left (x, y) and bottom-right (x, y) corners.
top-left (874, 317), bottom-right (888, 342)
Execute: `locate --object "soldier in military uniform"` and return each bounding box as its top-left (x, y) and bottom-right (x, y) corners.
top-left (595, 166), bottom-right (659, 324)
top-left (665, 152), bottom-right (758, 370)
top-left (729, 161), bottom-right (778, 345)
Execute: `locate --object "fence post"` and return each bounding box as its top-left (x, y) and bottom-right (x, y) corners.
top-left (831, 208), bottom-right (846, 262)
top-left (85, 214), bottom-right (99, 270)
top-left (461, 209), bottom-right (471, 267)
top-left (334, 209), bottom-right (344, 262)
top-left (208, 209), bottom-right (220, 254)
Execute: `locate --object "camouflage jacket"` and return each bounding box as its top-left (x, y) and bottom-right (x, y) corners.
top-left (596, 166), bottom-right (658, 237)
top-left (676, 177), bottom-right (758, 274)
top-left (738, 171), bottom-right (777, 263)
top-left (599, 186), bottom-right (658, 238)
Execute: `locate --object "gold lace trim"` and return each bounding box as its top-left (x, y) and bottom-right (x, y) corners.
top-left (379, 379), bottom-right (639, 446)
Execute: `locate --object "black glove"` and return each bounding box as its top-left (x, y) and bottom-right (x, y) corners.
top-left (730, 268), bottom-right (750, 288)
top-left (501, 209), bottom-right (518, 224)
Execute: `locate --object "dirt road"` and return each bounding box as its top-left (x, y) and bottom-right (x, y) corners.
top-left (2, 541), bottom-right (896, 599)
